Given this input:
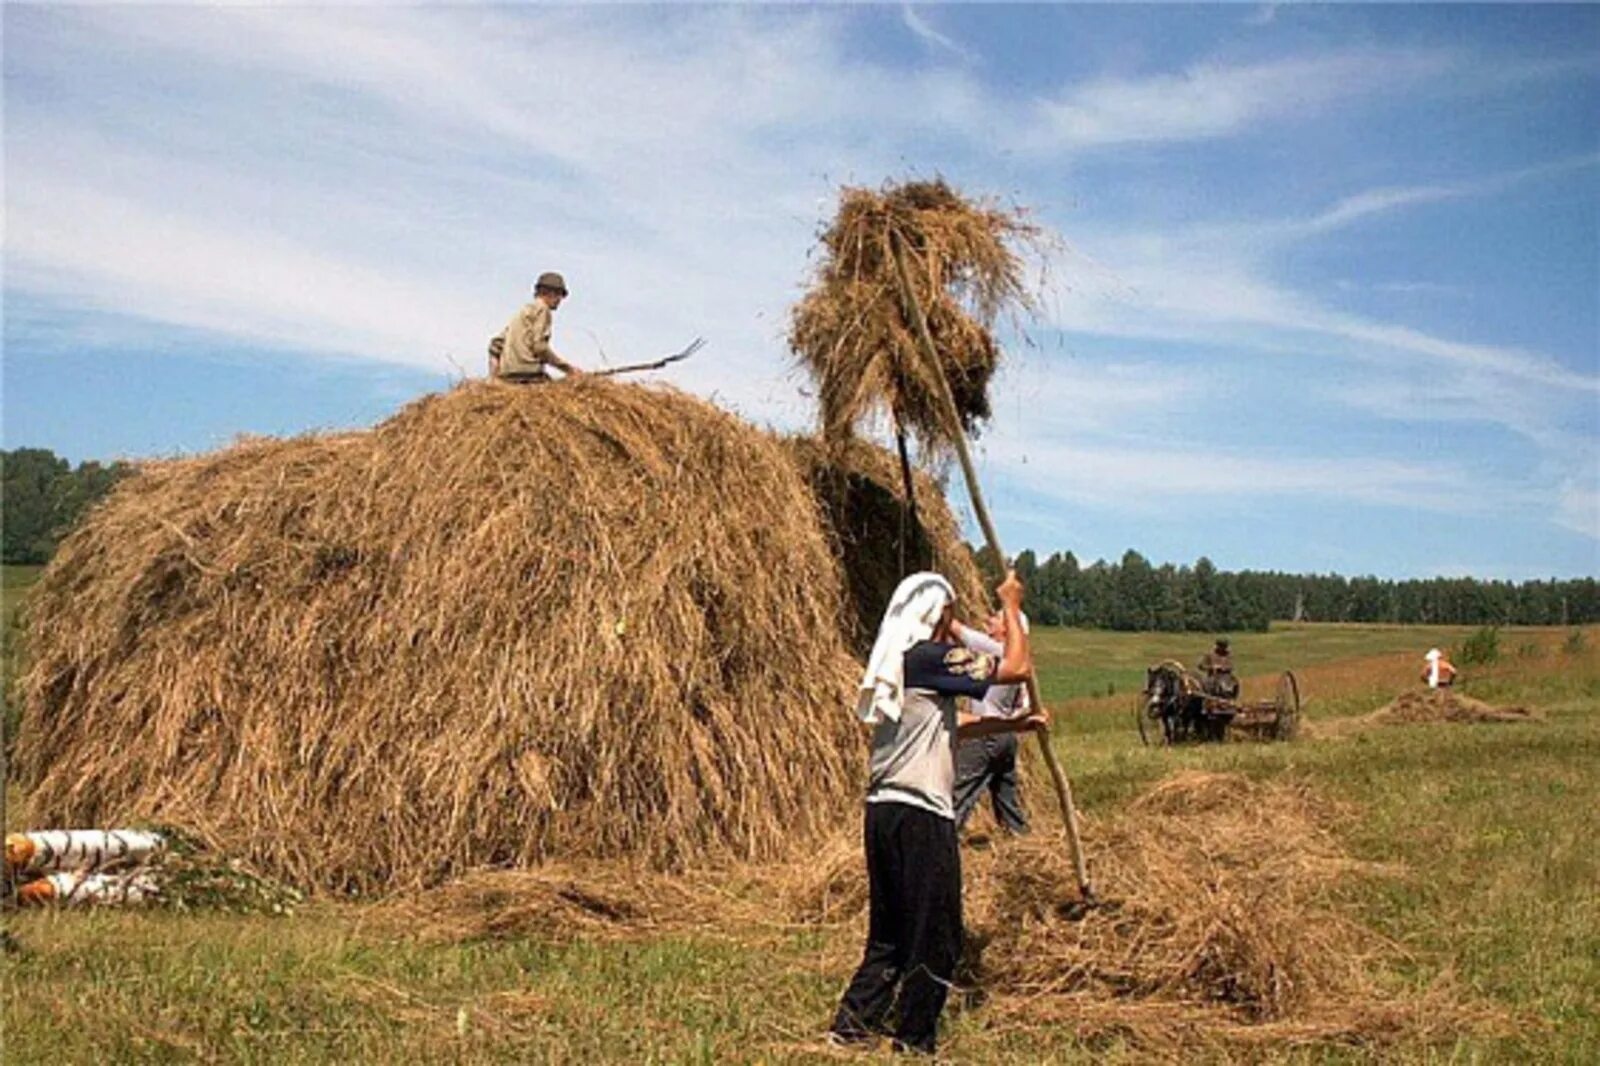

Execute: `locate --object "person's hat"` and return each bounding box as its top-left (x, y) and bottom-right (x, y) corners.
top-left (1215, 638), bottom-right (1229, 650)
top-left (1425, 648), bottom-right (1441, 660)
top-left (535, 271), bottom-right (569, 295)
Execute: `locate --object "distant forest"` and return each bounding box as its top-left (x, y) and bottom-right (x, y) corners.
top-left (974, 548), bottom-right (1600, 631)
top-left (2, 448), bottom-right (132, 564)
top-left (3, 447), bottom-right (1593, 629)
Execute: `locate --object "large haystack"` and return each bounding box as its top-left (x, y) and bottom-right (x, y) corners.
top-left (17, 381), bottom-right (865, 893)
top-left (783, 436), bottom-right (986, 655)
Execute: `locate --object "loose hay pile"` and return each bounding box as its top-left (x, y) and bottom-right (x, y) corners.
top-left (17, 380), bottom-right (870, 893)
top-left (789, 178), bottom-right (1041, 450)
top-left (789, 771), bottom-right (1493, 1049)
top-left (385, 771), bottom-right (1495, 1050)
top-left (784, 436), bottom-right (986, 654)
top-left (1370, 689), bottom-right (1540, 725)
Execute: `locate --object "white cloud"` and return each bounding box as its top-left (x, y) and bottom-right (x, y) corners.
top-left (1555, 479), bottom-right (1600, 541)
top-left (901, 4), bottom-right (972, 62)
top-left (976, 436), bottom-right (1484, 515)
top-left (1245, 4), bottom-right (1280, 28)
top-left (1029, 51), bottom-right (1448, 149)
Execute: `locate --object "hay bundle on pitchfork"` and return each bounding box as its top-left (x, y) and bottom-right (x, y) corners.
top-left (790, 178), bottom-right (1094, 900)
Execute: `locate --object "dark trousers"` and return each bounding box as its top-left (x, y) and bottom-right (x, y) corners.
top-left (831, 802), bottom-right (962, 1054)
top-left (953, 732), bottom-right (1029, 834)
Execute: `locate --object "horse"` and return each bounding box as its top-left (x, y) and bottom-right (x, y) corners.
top-left (1141, 660), bottom-right (1229, 744)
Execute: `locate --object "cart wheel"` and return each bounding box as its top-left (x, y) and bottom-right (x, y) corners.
top-left (1273, 671), bottom-right (1302, 740)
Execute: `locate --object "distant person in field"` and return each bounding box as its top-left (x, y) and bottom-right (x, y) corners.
top-left (830, 570), bottom-right (1047, 1056)
top-left (1422, 647), bottom-right (1457, 689)
top-left (489, 271), bottom-right (584, 382)
top-left (1197, 638), bottom-right (1240, 700)
top-left (949, 609), bottom-right (1032, 836)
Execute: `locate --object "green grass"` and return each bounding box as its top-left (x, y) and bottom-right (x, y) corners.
top-left (3, 564), bottom-right (1596, 1063)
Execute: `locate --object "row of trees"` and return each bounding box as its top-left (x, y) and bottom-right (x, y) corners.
top-left (3, 446), bottom-right (1594, 629)
top-left (2, 449), bottom-right (131, 564)
top-left (974, 548), bottom-right (1600, 631)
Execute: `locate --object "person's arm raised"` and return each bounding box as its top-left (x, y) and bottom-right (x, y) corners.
top-left (992, 570), bottom-right (1031, 685)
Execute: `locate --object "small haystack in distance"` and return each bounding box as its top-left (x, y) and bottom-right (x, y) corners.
top-left (18, 380), bottom-right (863, 893)
top-left (789, 178), bottom-right (1040, 451)
top-left (784, 436), bottom-right (986, 655)
top-left (1370, 689), bottom-right (1540, 725)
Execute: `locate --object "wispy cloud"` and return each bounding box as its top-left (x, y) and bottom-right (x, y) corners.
top-left (900, 4), bottom-right (972, 63)
top-left (1555, 480), bottom-right (1600, 541)
top-left (1244, 4), bottom-right (1280, 28)
top-left (1029, 51), bottom-right (1449, 149)
top-left (977, 436), bottom-right (1486, 515)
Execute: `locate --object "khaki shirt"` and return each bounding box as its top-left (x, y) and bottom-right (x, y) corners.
top-left (495, 300), bottom-right (562, 378)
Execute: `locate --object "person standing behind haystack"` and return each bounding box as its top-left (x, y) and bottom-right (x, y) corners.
top-left (830, 570), bottom-right (1047, 1056)
top-left (488, 272), bottom-right (585, 382)
top-left (949, 610), bottom-right (1032, 836)
top-left (1422, 647), bottom-right (1457, 689)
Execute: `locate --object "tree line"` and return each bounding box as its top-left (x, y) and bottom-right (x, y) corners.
top-left (2, 448), bottom-right (132, 564)
top-left (3, 446), bottom-right (1594, 629)
top-left (973, 548), bottom-right (1600, 631)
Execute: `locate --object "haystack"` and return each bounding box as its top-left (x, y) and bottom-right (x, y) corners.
top-left (789, 178), bottom-right (1040, 451)
top-left (17, 381), bottom-right (866, 893)
top-left (1370, 689), bottom-right (1539, 725)
top-left (783, 436), bottom-right (986, 655)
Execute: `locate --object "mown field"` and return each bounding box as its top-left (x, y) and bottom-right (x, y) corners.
top-left (3, 564), bottom-right (1596, 1063)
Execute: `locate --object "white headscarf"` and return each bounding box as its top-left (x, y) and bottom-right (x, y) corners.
top-left (856, 572), bottom-right (956, 725)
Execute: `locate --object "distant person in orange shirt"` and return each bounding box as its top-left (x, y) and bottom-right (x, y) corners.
top-left (1422, 648), bottom-right (1457, 689)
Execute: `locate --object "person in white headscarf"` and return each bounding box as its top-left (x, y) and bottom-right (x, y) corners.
top-left (1422, 647), bottom-right (1458, 689)
top-left (831, 569), bottom-right (1046, 1055)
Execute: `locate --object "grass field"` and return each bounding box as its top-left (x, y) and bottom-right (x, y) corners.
top-left (3, 564), bottom-right (1596, 1063)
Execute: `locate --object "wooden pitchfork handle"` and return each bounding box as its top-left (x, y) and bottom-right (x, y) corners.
top-left (888, 231), bottom-right (1095, 902)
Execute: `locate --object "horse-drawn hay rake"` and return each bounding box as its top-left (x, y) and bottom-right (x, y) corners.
top-left (1136, 661), bottom-right (1301, 745)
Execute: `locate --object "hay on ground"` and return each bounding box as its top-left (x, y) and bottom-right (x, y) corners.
top-left (789, 178), bottom-right (1041, 453)
top-left (17, 380), bottom-right (866, 893)
top-left (785, 770), bottom-right (1497, 1048)
top-left (784, 435), bottom-right (987, 655)
top-left (1370, 689), bottom-right (1540, 725)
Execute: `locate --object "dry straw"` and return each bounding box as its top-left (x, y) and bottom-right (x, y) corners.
top-left (783, 435), bottom-right (985, 656)
top-left (789, 178), bottom-right (1041, 453)
top-left (791, 771), bottom-right (1500, 1049)
top-left (1370, 689), bottom-right (1539, 725)
top-left (384, 771), bottom-right (1501, 1050)
top-left (19, 380), bottom-right (972, 892)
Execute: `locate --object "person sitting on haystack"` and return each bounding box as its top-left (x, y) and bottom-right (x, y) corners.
top-left (488, 271), bottom-right (585, 383)
top-left (949, 609), bottom-right (1032, 837)
top-left (1422, 647), bottom-right (1458, 689)
top-left (831, 570), bottom-right (1047, 1056)
top-left (1197, 638), bottom-right (1240, 700)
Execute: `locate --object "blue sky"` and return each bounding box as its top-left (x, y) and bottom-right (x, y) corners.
top-left (3, 3), bottom-right (1596, 579)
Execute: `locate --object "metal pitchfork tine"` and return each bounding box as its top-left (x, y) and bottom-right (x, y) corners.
top-left (589, 337), bottom-right (706, 378)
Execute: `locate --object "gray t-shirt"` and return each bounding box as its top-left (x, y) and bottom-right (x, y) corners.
top-left (866, 641), bottom-right (998, 819)
top-left (957, 630), bottom-right (1030, 719)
